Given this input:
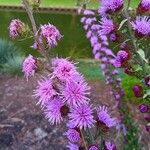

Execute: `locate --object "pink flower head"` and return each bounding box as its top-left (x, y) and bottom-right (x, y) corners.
top-left (64, 129), bottom-right (80, 143)
top-left (52, 58), bottom-right (78, 82)
top-left (99, 17), bottom-right (115, 35)
top-left (22, 54), bottom-right (37, 80)
top-left (45, 97), bottom-right (64, 125)
top-left (33, 77), bottom-right (56, 107)
top-left (99, 0), bottom-right (124, 15)
top-left (88, 145), bottom-right (99, 150)
top-left (63, 79), bottom-right (90, 107)
top-left (97, 106), bottom-right (117, 128)
top-left (68, 104), bottom-right (95, 129)
top-left (66, 142), bottom-right (79, 150)
top-left (131, 16), bottom-right (150, 37)
top-left (104, 141), bottom-right (116, 150)
top-left (138, 0), bottom-right (150, 12)
top-left (9, 19), bottom-right (24, 39)
top-left (40, 23), bottom-right (62, 48)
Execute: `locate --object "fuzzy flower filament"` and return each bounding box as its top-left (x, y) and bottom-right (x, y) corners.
top-left (68, 104), bottom-right (95, 129)
top-left (33, 77), bottom-right (56, 107)
top-left (39, 23), bottom-right (62, 48)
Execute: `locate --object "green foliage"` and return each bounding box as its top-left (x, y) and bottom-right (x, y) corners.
top-left (77, 60), bottom-right (103, 80)
top-left (121, 75), bottom-right (142, 104)
top-left (0, 38), bottom-right (25, 75)
top-left (121, 105), bottom-right (141, 150)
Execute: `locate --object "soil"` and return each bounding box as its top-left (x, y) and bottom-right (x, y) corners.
top-left (0, 74), bottom-right (149, 150)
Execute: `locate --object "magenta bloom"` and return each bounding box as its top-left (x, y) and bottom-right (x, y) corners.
top-left (68, 104), bottom-right (95, 129)
top-left (104, 141), bottom-right (116, 150)
top-left (9, 19), bottom-right (24, 39)
top-left (99, 0), bottom-right (124, 15)
top-left (139, 104), bottom-right (149, 113)
top-left (131, 16), bottom-right (150, 37)
top-left (138, 0), bottom-right (150, 12)
top-left (88, 145), bottom-right (99, 150)
top-left (97, 106), bottom-right (117, 128)
top-left (53, 58), bottom-right (78, 82)
top-left (40, 23), bottom-right (62, 48)
top-left (63, 80), bottom-right (90, 107)
top-left (45, 98), bottom-right (63, 125)
top-left (99, 17), bottom-right (115, 35)
top-left (66, 142), bottom-right (79, 150)
top-left (33, 77), bottom-right (56, 107)
top-left (64, 129), bottom-right (80, 143)
top-left (22, 54), bottom-right (37, 80)
top-left (132, 85), bottom-right (143, 98)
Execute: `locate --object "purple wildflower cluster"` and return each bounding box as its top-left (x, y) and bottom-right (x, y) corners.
top-left (81, 10), bottom-right (124, 103)
top-left (32, 58), bottom-right (117, 149)
top-left (9, 19), bottom-right (25, 39)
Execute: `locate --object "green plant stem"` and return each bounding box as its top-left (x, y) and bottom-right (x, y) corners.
top-left (80, 129), bottom-right (88, 150)
top-left (87, 128), bottom-right (94, 143)
top-left (22, 0), bottom-right (51, 66)
top-left (127, 0), bottom-right (131, 10)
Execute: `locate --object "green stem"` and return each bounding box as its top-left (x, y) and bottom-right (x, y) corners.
top-left (80, 129), bottom-right (88, 150)
top-left (87, 128), bottom-right (94, 143)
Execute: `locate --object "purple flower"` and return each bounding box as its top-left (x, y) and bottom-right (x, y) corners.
top-left (132, 85), bottom-right (143, 98)
top-left (113, 50), bottom-right (129, 68)
top-left (131, 16), bottom-right (150, 37)
top-left (83, 10), bottom-right (95, 15)
top-left (93, 43), bottom-right (101, 54)
top-left (66, 142), bottom-right (79, 150)
top-left (99, 0), bottom-right (124, 15)
top-left (33, 77), bottom-right (56, 107)
top-left (117, 50), bottom-right (129, 60)
top-left (63, 80), bottom-right (90, 107)
top-left (138, 0), bottom-right (150, 12)
top-left (64, 129), bottom-right (80, 143)
top-left (97, 106), bottom-right (117, 128)
top-left (109, 33), bottom-right (117, 42)
top-left (45, 98), bottom-right (64, 125)
top-left (99, 17), bottom-right (115, 35)
top-left (52, 58), bottom-right (78, 82)
top-left (91, 24), bottom-right (101, 30)
top-left (88, 145), bottom-right (99, 150)
top-left (68, 104), bottom-right (95, 129)
top-left (22, 54), bottom-right (37, 80)
top-left (139, 104), bottom-right (149, 113)
top-left (104, 141), bottom-right (116, 150)
top-left (113, 56), bottom-right (122, 68)
top-left (40, 23), bottom-right (62, 48)
top-left (90, 36), bottom-right (98, 47)
top-left (9, 19), bottom-right (24, 39)
top-left (85, 18), bottom-right (96, 25)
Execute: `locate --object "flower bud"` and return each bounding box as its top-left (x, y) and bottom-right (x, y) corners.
top-left (132, 85), bottom-right (143, 98)
top-left (139, 104), bottom-right (149, 113)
